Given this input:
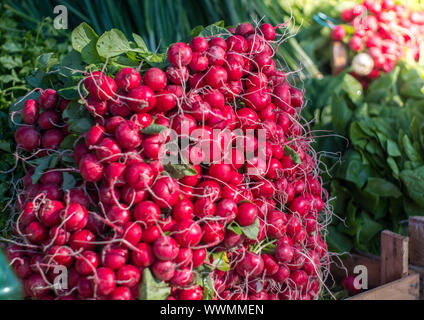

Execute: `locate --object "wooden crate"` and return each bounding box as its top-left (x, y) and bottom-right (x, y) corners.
top-left (409, 216), bottom-right (424, 299)
top-left (331, 229), bottom-right (420, 300)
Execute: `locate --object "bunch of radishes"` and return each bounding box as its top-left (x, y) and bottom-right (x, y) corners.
top-left (331, 0), bottom-right (424, 85)
top-left (5, 21), bottom-right (329, 300)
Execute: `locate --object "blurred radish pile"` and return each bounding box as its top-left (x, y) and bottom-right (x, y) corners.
top-left (3, 20), bottom-right (330, 300)
top-left (330, 0), bottom-right (424, 86)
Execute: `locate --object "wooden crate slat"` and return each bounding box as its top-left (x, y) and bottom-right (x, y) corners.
top-left (380, 230), bottom-right (409, 285)
top-left (347, 273), bottom-right (420, 300)
top-left (330, 253), bottom-right (381, 288)
top-left (409, 216), bottom-right (424, 267)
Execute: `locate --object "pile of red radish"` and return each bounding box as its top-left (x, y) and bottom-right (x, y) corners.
top-left (330, 0), bottom-right (424, 86)
top-left (5, 21), bottom-right (329, 300)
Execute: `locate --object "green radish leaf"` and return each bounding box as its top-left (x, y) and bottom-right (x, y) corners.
top-left (141, 124), bottom-right (167, 135)
top-left (62, 172), bottom-right (76, 191)
top-left (163, 164), bottom-right (198, 180)
top-left (240, 218), bottom-right (260, 240)
top-left (68, 118), bottom-right (93, 134)
top-left (0, 140), bottom-right (11, 152)
top-left (71, 23), bottom-right (99, 53)
top-left (60, 134), bottom-right (78, 149)
top-left (97, 29), bottom-right (131, 59)
top-left (284, 145), bottom-right (302, 164)
top-left (210, 251), bottom-right (230, 272)
top-left (132, 33), bottom-right (149, 52)
top-left (227, 222), bottom-right (243, 235)
top-left (191, 25), bottom-right (204, 37)
top-left (199, 21), bottom-right (230, 39)
top-left (139, 268), bottom-right (171, 300)
top-left (29, 156), bottom-right (58, 184)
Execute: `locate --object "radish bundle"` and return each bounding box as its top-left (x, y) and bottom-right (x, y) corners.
top-left (330, 0), bottom-right (424, 87)
top-left (3, 21), bottom-right (330, 300)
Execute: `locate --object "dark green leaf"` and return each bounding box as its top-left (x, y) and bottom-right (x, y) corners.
top-left (163, 163), bottom-right (198, 180)
top-left (62, 172), bottom-right (76, 191)
top-left (141, 124), bottom-right (167, 135)
top-left (71, 23), bottom-right (99, 53)
top-left (365, 177), bottom-right (401, 198)
top-left (210, 251), bottom-right (230, 272)
top-left (284, 145), bottom-right (302, 164)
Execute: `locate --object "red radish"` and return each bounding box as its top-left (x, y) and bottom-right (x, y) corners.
top-left (152, 260), bottom-right (175, 281)
top-left (207, 45), bottom-right (226, 66)
top-left (167, 42), bottom-right (193, 66)
top-left (275, 243), bottom-right (294, 263)
top-left (108, 99), bottom-right (132, 117)
top-left (141, 133), bottom-right (165, 160)
top-left (235, 252), bottom-right (264, 277)
top-left (172, 199), bottom-right (194, 221)
top-left (209, 37), bottom-right (227, 50)
top-left (61, 202), bottom-right (88, 232)
top-left (95, 137), bottom-right (121, 163)
top-left (190, 36), bottom-right (209, 52)
top-left (151, 176), bottom-right (180, 208)
top-left (192, 248), bottom-right (206, 268)
top-left (126, 86), bottom-right (157, 113)
top-left (132, 242), bottom-right (155, 267)
top-left (166, 65), bottom-right (189, 85)
top-left (272, 264), bottom-right (290, 282)
top-left (125, 162), bottom-right (154, 190)
top-left (75, 251), bottom-right (99, 275)
top-left (40, 171), bottom-right (63, 186)
top-left (84, 71), bottom-right (117, 101)
top-left (102, 247), bottom-right (128, 270)
top-left (49, 226), bottom-right (70, 246)
top-left (107, 205), bottom-right (131, 226)
top-left (143, 68), bottom-right (167, 91)
top-left (189, 52), bottom-right (209, 72)
top-left (41, 129), bottom-right (64, 149)
top-left (85, 124), bottom-right (105, 148)
top-left (109, 286), bottom-right (132, 300)
top-left (39, 200), bottom-right (63, 227)
top-left (133, 200), bottom-right (161, 226)
top-left (236, 22), bottom-right (254, 36)
top-left (331, 25), bottom-right (346, 41)
top-left (117, 265), bottom-right (141, 288)
top-left (74, 142), bottom-right (90, 164)
top-left (142, 225), bottom-right (161, 243)
top-left (86, 96), bottom-right (107, 115)
top-left (171, 267), bottom-right (193, 286)
top-left (121, 185), bottom-right (148, 205)
top-left (91, 267), bottom-right (116, 296)
top-left (175, 248), bottom-right (193, 267)
top-left (115, 68), bottom-right (142, 92)
top-left (243, 87), bottom-right (271, 111)
top-left (15, 126), bottom-right (40, 152)
top-left (38, 89), bottom-right (58, 109)
top-left (194, 197), bottom-right (216, 218)
top-left (153, 236), bottom-right (180, 261)
top-left (172, 219), bottom-right (202, 247)
top-left (120, 222), bottom-right (142, 246)
top-left (22, 99), bottom-right (39, 124)
top-left (216, 199), bottom-right (238, 223)
top-left (226, 35), bottom-right (247, 53)
top-left (259, 23), bottom-right (276, 41)
top-left (115, 120), bottom-right (142, 150)
top-left (205, 66), bottom-right (228, 88)
top-left (79, 153), bottom-right (104, 182)
top-left (25, 221), bottom-right (47, 244)
top-left (24, 274), bottom-right (50, 299)
top-left (202, 222), bottom-right (225, 244)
